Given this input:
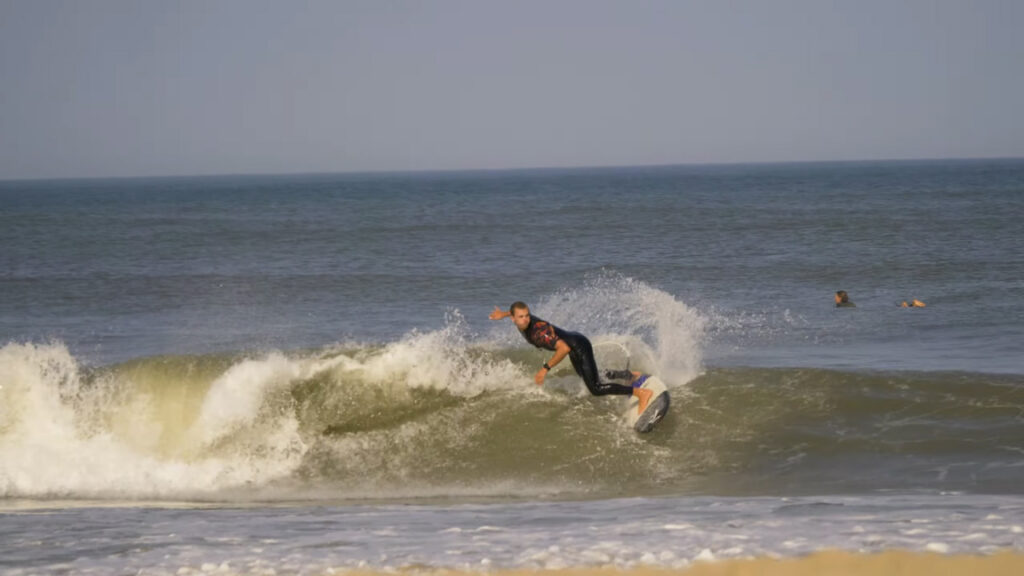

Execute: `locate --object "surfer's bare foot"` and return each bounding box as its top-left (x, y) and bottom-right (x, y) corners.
top-left (634, 387), bottom-right (653, 413)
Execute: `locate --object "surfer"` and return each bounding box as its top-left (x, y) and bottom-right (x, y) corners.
top-left (835, 290), bottom-right (856, 308)
top-left (490, 301), bottom-right (652, 412)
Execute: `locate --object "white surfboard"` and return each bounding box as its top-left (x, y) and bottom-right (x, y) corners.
top-left (622, 374), bottom-right (670, 433)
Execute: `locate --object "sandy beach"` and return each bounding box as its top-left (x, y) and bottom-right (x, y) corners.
top-left (352, 551), bottom-right (1024, 576)
top-left (656, 551), bottom-right (1023, 576)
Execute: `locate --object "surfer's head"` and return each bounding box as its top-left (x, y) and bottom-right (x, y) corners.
top-left (835, 290), bottom-right (850, 304)
top-left (510, 301), bottom-right (531, 331)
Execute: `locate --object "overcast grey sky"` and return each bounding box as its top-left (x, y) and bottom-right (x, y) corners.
top-left (1, 0), bottom-right (1022, 179)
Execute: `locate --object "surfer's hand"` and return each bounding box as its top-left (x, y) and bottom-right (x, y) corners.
top-left (534, 368), bottom-right (547, 385)
top-left (489, 306), bottom-right (508, 321)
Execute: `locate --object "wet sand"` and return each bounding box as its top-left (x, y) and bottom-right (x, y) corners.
top-left (659, 550), bottom-right (1022, 575)
top-left (349, 550), bottom-right (1024, 576)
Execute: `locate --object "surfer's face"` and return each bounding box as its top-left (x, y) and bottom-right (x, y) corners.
top-left (512, 307), bottom-right (531, 331)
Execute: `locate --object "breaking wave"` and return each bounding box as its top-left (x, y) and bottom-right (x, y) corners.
top-left (2, 276), bottom-right (1021, 502)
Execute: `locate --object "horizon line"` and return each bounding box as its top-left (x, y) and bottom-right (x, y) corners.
top-left (3, 155), bottom-right (1023, 184)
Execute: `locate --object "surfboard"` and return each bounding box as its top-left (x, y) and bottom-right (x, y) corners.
top-left (621, 374), bottom-right (670, 433)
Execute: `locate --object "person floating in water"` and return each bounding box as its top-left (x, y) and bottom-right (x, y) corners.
top-left (490, 301), bottom-right (652, 412)
top-left (835, 290), bottom-right (856, 308)
top-left (901, 299), bottom-right (927, 308)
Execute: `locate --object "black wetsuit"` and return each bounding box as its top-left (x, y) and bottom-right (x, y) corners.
top-left (520, 314), bottom-right (633, 397)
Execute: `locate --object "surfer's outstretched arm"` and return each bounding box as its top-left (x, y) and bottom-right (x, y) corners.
top-left (489, 306), bottom-right (511, 320)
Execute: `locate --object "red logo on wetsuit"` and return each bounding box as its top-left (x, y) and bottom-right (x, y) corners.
top-left (525, 317), bottom-right (560, 351)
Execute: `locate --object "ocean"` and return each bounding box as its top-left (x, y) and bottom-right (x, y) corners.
top-left (1, 159), bottom-right (1023, 574)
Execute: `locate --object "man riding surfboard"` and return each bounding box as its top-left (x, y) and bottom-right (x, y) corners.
top-left (490, 301), bottom-right (652, 412)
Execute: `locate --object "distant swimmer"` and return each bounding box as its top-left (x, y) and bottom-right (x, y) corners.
top-left (490, 301), bottom-right (652, 412)
top-left (901, 299), bottom-right (927, 308)
top-left (835, 290), bottom-right (856, 308)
